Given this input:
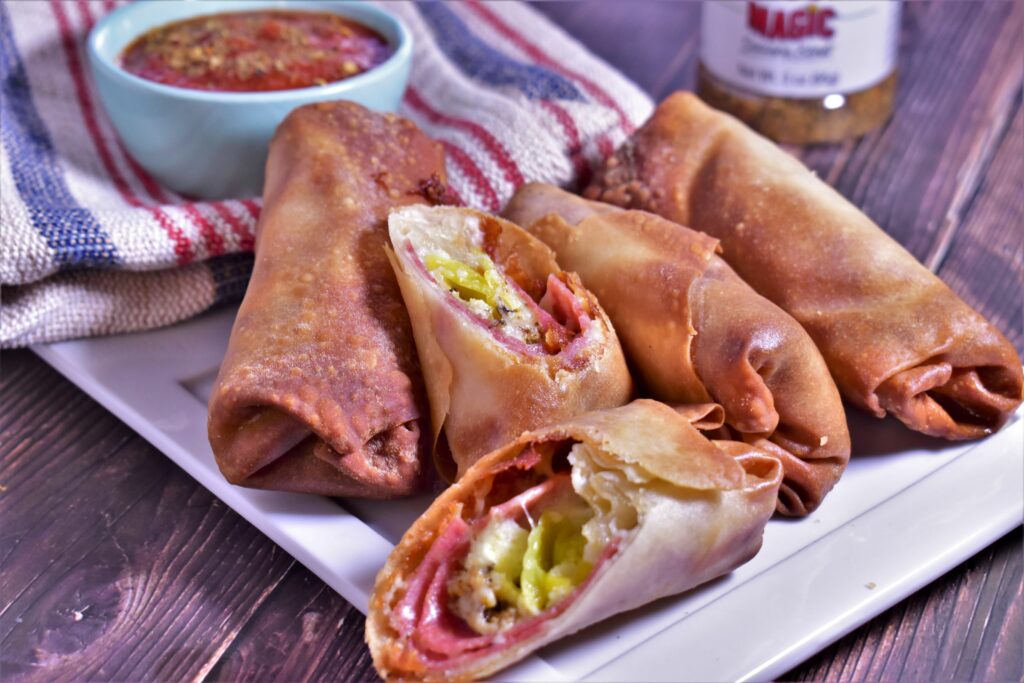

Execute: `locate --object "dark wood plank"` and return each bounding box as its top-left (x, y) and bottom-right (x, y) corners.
top-left (937, 100), bottom-right (1023, 351)
top-left (820, 0), bottom-right (1023, 265)
top-left (205, 564), bottom-right (376, 683)
top-left (0, 350), bottom-right (296, 682)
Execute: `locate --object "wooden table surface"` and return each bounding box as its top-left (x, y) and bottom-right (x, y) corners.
top-left (2, 1), bottom-right (1022, 681)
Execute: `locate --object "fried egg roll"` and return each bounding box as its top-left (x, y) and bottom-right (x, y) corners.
top-left (506, 183), bottom-right (849, 515)
top-left (208, 102), bottom-right (447, 497)
top-left (366, 400), bottom-right (782, 681)
top-left (387, 206), bottom-right (632, 480)
top-left (586, 92), bottom-right (1023, 440)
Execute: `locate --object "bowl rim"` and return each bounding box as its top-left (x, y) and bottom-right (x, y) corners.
top-left (86, 0), bottom-right (413, 103)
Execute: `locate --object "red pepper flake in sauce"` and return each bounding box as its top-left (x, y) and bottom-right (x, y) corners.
top-left (120, 10), bottom-right (391, 92)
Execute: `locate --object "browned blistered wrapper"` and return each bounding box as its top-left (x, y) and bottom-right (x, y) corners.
top-left (586, 92), bottom-right (1023, 440)
top-left (208, 102), bottom-right (447, 497)
top-left (506, 183), bottom-right (849, 515)
top-left (366, 400), bottom-right (782, 682)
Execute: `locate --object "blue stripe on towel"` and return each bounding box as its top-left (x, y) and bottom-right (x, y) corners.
top-left (417, 2), bottom-right (583, 102)
top-left (0, 3), bottom-right (119, 270)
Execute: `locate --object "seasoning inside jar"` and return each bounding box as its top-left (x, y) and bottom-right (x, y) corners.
top-left (120, 10), bottom-right (392, 92)
top-left (698, 1), bottom-right (900, 144)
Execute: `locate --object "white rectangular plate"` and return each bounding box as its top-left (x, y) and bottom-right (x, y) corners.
top-left (33, 306), bottom-right (1023, 682)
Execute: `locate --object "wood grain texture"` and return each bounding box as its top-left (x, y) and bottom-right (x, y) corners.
top-left (826, 0), bottom-right (1022, 266)
top-left (936, 99), bottom-right (1023, 351)
top-left (205, 564), bottom-right (376, 683)
top-left (0, 350), bottom-right (296, 682)
top-left (1, 2), bottom-right (1022, 682)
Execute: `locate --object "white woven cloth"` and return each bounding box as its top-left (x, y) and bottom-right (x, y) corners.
top-left (0, 0), bottom-right (652, 347)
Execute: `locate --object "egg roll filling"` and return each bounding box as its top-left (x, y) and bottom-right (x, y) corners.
top-left (447, 473), bottom-right (593, 634)
top-left (390, 440), bottom-right (635, 663)
top-left (406, 215), bottom-right (592, 355)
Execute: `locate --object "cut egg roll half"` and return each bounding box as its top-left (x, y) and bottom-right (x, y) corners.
top-left (366, 400), bottom-right (782, 681)
top-left (387, 206), bottom-right (632, 479)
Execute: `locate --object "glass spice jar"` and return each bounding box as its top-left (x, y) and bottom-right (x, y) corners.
top-left (698, 1), bottom-right (901, 144)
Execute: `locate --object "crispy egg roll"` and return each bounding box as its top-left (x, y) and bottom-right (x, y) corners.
top-left (586, 92), bottom-right (1023, 439)
top-left (208, 102), bottom-right (447, 497)
top-left (387, 206), bottom-right (632, 479)
top-left (366, 400), bottom-right (782, 681)
top-left (505, 183), bottom-right (849, 515)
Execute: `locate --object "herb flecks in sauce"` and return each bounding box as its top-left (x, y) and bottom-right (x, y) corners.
top-left (121, 10), bottom-right (391, 92)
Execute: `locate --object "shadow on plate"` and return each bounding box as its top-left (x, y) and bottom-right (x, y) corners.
top-left (845, 403), bottom-right (967, 459)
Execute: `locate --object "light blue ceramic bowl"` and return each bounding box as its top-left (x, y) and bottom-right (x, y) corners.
top-left (87, 0), bottom-right (412, 199)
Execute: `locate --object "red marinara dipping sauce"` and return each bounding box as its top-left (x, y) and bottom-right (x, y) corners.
top-left (120, 10), bottom-right (392, 92)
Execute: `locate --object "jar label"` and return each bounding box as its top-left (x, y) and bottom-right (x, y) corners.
top-left (701, 1), bottom-right (900, 98)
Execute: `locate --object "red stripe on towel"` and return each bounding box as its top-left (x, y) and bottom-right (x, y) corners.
top-left (538, 100), bottom-right (588, 179)
top-left (52, 0), bottom-right (195, 264)
top-left (442, 142), bottom-right (500, 212)
top-left (75, 0), bottom-right (234, 258)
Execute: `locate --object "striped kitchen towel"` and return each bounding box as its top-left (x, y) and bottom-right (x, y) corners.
top-left (0, 0), bottom-right (652, 348)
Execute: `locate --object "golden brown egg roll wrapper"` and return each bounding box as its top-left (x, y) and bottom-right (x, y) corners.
top-left (505, 183), bottom-right (849, 515)
top-left (586, 92), bottom-right (1023, 440)
top-left (387, 206), bottom-right (632, 480)
top-left (208, 102), bottom-right (448, 497)
top-left (366, 400), bottom-right (782, 681)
